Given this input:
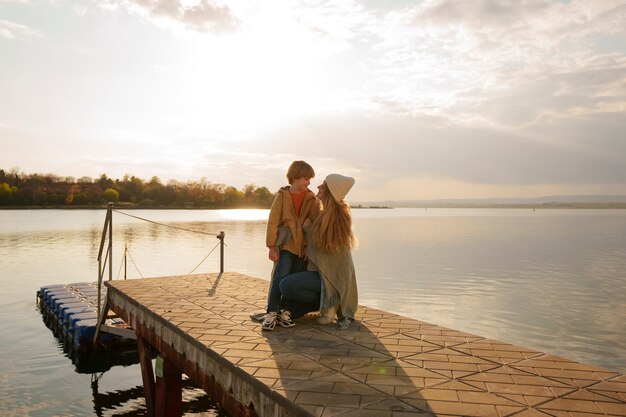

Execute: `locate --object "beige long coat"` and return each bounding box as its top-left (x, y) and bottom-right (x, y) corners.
top-left (305, 225), bottom-right (358, 320)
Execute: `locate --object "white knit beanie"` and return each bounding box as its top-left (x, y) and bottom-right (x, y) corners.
top-left (325, 173), bottom-right (355, 202)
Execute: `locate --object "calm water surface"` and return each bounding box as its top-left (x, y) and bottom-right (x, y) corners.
top-left (1, 208), bottom-right (625, 415)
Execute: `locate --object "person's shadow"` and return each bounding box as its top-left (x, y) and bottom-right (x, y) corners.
top-left (245, 305), bottom-right (439, 416)
top-left (202, 273), bottom-right (525, 416)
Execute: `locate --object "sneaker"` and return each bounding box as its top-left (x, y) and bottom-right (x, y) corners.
top-left (277, 310), bottom-right (295, 328)
top-left (337, 316), bottom-right (353, 329)
top-left (316, 305), bottom-right (337, 325)
top-left (249, 311), bottom-right (266, 322)
top-left (261, 312), bottom-right (277, 331)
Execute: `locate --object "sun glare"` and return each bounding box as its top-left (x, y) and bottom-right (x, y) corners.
top-left (172, 17), bottom-right (338, 134)
top-left (218, 209), bottom-right (269, 221)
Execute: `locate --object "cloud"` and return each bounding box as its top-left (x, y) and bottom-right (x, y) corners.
top-left (455, 54), bottom-right (626, 126)
top-left (359, 176), bottom-right (626, 201)
top-left (179, 0), bottom-right (237, 32)
top-left (2, 0), bottom-right (625, 200)
top-left (356, 0), bottom-right (626, 124)
top-left (0, 19), bottom-right (40, 39)
top-left (114, 0), bottom-right (238, 32)
top-left (416, 0), bottom-right (626, 36)
top-left (249, 108), bottom-right (626, 191)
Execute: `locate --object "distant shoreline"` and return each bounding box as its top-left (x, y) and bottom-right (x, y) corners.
top-left (2, 203), bottom-right (626, 210)
top-left (0, 204), bottom-right (269, 210)
top-left (352, 205), bottom-right (393, 209)
top-left (388, 203), bottom-right (626, 209)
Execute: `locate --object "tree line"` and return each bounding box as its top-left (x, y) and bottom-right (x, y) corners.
top-left (0, 168), bottom-right (276, 208)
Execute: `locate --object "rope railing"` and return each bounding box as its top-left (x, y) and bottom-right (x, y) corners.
top-left (94, 203), bottom-right (226, 345)
top-left (112, 209), bottom-right (220, 236)
top-left (187, 240), bottom-right (222, 275)
top-left (116, 240), bottom-right (221, 279)
top-left (116, 244), bottom-right (145, 279)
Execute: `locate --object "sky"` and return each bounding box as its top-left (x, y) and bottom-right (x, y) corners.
top-left (1, 0), bottom-right (625, 202)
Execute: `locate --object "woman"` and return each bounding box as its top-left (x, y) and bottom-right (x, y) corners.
top-left (278, 173), bottom-right (358, 329)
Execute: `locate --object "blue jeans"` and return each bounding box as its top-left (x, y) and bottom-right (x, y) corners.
top-left (267, 250), bottom-right (306, 313)
top-left (279, 270), bottom-right (321, 318)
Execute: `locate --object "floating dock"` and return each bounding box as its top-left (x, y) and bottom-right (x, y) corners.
top-left (38, 282), bottom-right (138, 373)
top-left (102, 272), bottom-right (625, 417)
top-left (38, 282), bottom-right (122, 349)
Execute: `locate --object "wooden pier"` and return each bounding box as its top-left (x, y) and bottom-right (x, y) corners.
top-left (104, 273), bottom-right (626, 417)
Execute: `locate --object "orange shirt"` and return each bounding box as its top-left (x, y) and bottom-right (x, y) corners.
top-left (291, 190), bottom-right (307, 218)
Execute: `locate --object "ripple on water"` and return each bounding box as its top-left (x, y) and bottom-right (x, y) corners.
top-left (1, 208), bottom-right (625, 415)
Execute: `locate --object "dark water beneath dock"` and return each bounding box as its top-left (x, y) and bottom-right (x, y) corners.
top-left (1, 208), bottom-right (625, 415)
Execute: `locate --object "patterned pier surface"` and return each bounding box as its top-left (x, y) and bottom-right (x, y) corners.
top-left (105, 273), bottom-right (626, 417)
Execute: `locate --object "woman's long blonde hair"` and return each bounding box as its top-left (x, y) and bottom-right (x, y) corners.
top-left (313, 184), bottom-right (356, 252)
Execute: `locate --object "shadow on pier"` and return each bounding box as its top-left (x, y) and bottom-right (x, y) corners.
top-left (258, 310), bottom-right (431, 416)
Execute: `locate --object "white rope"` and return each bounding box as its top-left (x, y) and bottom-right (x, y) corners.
top-left (126, 249), bottom-right (144, 278)
top-left (116, 251), bottom-right (125, 279)
top-left (188, 241), bottom-right (222, 275)
top-left (110, 210), bottom-right (225, 278)
top-left (112, 209), bottom-right (219, 236)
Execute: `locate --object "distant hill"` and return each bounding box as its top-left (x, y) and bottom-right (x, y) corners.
top-left (355, 195), bottom-right (626, 208)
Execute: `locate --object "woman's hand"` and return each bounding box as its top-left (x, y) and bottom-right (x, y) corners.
top-left (303, 218), bottom-right (312, 228)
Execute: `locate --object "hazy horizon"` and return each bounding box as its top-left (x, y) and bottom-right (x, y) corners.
top-left (1, 1), bottom-right (625, 201)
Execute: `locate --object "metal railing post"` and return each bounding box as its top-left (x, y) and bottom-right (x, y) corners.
top-left (96, 202), bottom-right (113, 334)
top-left (124, 242), bottom-right (127, 280)
top-left (217, 231), bottom-right (225, 273)
top-left (108, 202), bottom-right (113, 281)
top-left (97, 258), bottom-right (102, 317)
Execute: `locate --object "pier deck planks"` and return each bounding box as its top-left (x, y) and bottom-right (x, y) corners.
top-left (105, 273), bottom-right (626, 417)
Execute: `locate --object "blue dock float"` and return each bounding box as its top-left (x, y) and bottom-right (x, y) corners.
top-left (37, 282), bottom-right (131, 353)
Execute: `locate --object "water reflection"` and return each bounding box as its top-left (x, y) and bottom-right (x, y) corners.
top-left (353, 211), bottom-right (626, 372)
top-left (1, 208), bottom-right (625, 415)
top-left (90, 375), bottom-right (227, 417)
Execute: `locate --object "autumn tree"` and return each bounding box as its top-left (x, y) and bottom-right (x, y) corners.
top-left (0, 182), bottom-right (12, 202)
top-left (104, 188), bottom-right (120, 203)
top-left (0, 168), bottom-right (275, 208)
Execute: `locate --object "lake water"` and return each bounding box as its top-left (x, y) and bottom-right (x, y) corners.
top-left (1, 208), bottom-right (625, 415)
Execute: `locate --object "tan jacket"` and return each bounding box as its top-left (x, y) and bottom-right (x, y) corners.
top-left (266, 186), bottom-right (321, 257)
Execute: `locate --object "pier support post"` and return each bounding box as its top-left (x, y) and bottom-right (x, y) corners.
top-left (155, 355), bottom-right (182, 417)
top-left (108, 291), bottom-right (261, 417)
top-left (137, 336), bottom-right (156, 417)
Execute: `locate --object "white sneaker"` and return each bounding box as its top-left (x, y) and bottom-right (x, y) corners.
top-left (277, 310), bottom-right (295, 328)
top-left (261, 312), bottom-right (277, 331)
